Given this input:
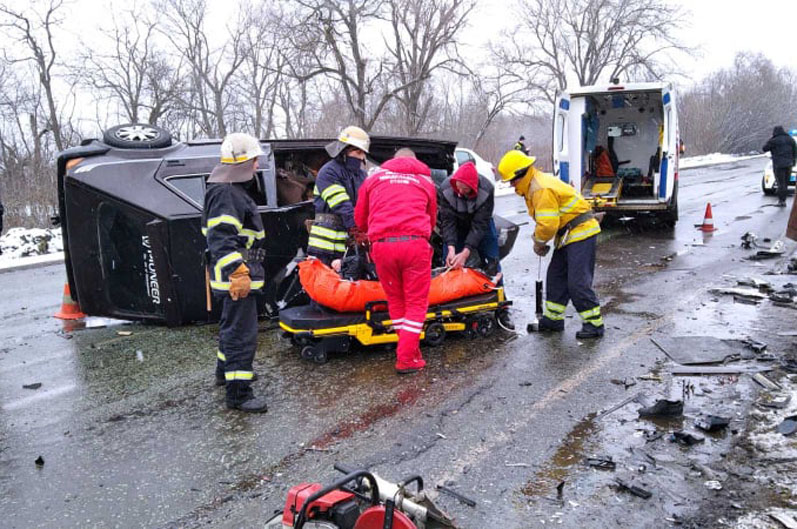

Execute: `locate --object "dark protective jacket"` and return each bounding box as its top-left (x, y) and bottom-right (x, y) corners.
top-left (202, 182), bottom-right (266, 294)
top-left (438, 168), bottom-right (495, 251)
top-left (763, 126), bottom-right (797, 169)
top-left (514, 141), bottom-right (529, 155)
top-left (312, 156), bottom-right (367, 230)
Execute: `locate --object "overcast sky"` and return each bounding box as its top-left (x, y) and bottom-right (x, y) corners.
top-left (14, 0), bottom-right (797, 96)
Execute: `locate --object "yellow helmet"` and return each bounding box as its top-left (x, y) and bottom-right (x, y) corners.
top-left (497, 150), bottom-right (536, 182)
top-left (325, 125), bottom-right (371, 158)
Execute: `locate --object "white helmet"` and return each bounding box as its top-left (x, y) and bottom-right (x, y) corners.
top-left (220, 132), bottom-right (262, 165)
top-left (325, 125), bottom-right (370, 158)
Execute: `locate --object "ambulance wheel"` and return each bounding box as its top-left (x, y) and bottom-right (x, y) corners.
top-left (424, 322), bottom-right (446, 347)
top-left (300, 345), bottom-right (316, 362)
top-left (476, 314), bottom-right (496, 337)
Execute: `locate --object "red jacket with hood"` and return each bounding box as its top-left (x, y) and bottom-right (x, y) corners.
top-left (354, 157), bottom-right (437, 241)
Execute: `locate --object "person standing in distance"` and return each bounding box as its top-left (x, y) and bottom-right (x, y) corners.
top-left (763, 126), bottom-right (797, 207)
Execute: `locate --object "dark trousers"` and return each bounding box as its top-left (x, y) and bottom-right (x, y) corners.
top-left (442, 218), bottom-right (502, 277)
top-left (216, 294), bottom-right (258, 402)
top-left (775, 166), bottom-right (791, 203)
top-left (544, 236), bottom-right (603, 327)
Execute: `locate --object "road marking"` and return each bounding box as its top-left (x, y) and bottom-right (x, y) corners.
top-left (434, 311), bottom-right (678, 485)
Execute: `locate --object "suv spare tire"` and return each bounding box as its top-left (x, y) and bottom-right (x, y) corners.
top-left (103, 123), bottom-right (172, 149)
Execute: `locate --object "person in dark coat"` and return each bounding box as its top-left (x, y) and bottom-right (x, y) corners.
top-left (763, 126), bottom-right (797, 207)
top-left (438, 161), bottom-right (500, 276)
top-left (514, 135), bottom-right (529, 155)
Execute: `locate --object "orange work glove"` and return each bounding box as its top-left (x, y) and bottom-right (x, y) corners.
top-left (229, 263), bottom-right (251, 301)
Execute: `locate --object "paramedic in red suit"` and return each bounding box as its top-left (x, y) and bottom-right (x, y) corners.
top-left (355, 148), bottom-right (437, 374)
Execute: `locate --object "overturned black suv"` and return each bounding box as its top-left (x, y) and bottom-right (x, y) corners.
top-left (56, 123), bottom-right (519, 326)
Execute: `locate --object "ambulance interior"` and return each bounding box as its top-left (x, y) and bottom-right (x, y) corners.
top-left (579, 91), bottom-right (663, 202)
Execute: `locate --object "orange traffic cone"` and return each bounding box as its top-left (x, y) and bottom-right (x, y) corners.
top-left (54, 283), bottom-right (86, 320)
top-left (695, 203), bottom-right (718, 232)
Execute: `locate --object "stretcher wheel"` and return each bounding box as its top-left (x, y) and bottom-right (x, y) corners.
top-left (476, 314), bottom-right (496, 338)
top-left (301, 345), bottom-right (316, 361)
top-left (464, 316), bottom-right (479, 339)
top-left (424, 322), bottom-right (446, 347)
top-left (313, 349), bottom-right (328, 364)
top-left (292, 334), bottom-right (313, 348)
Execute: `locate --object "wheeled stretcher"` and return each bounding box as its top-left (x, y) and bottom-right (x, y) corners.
top-left (279, 288), bottom-right (512, 363)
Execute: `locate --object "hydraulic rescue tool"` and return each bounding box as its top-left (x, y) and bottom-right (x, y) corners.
top-left (264, 463), bottom-right (458, 529)
top-left (526, 255), bottom-right (546, 332)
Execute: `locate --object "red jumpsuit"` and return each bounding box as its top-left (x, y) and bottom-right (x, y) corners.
top-left (355, 157), bottom-right (437, 372)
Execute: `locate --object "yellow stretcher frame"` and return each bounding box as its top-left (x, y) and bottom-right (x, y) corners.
top-left (279, 288), bottom-right (508, 347)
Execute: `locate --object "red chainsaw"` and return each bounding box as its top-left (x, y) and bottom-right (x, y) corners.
top-left (264, 463), bottom-right (458, 529)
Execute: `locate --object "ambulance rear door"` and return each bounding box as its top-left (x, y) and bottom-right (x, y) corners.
top-left (552, 93), bottom-right (572, 187)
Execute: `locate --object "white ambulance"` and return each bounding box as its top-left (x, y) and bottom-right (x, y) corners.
top-left (552, 80), bottom-right (680, 226)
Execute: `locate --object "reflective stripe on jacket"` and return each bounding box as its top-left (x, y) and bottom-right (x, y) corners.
top-left (312, 156), bottom-right (367, 230)
top-left (202, 182), bottom-right (266, 293)
top-left (513, 167), bottom-right (600, 247)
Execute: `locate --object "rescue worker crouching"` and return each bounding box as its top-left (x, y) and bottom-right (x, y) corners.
top-left (439, 161), bottom-right (501, 280)
top-left (308, 126), bottom-right (370, 264)
top-left (202, 132), bottom-right (268, 413)
top-left (497, 150), bottom-right (605, 339)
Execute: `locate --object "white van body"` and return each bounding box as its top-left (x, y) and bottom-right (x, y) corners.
top-left (553, 81), bottom-right (680, 225)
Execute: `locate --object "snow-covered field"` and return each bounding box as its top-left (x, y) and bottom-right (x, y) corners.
top-left (0, 227), bottom-right (64, 269)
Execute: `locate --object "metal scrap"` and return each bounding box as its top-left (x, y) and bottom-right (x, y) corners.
top-left (752, 373), bottom-right (782, 391)
top-left (585, 456), bottom-right (616, 470)
top-left (614, 478), bottom-right (652, 499)
top-left (694, 415), bottom-right (731, 432)
top-left (778, 416), bottom-right (797, 437)
top-left (669, 430), bottom-right (705, 446)
top-left (670, 365), bottom-right (773, 375)
top-left (435, 485), bottom-right (477, 507)
top-left (757, 392), bottom-right (792, 410)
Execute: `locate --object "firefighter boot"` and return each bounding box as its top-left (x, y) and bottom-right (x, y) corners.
top-left (226, 381), bottom-right (268, 413)
top-left (575, 323), bottom-right (605, 340)
top-left (527, 316), bottom-right (564, 333)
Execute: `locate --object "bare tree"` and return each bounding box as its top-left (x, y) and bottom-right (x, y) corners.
top-left (0, 0), bottom-right (67, 150)
top-left (386, 0), bottom-right (474, 135)
top-left (159, 0), bottom-right (246, 137)
top-left (236, 2), bottom-right (288, 138)
top-left (680, 53), bottom-right (797, 155)
top-left (497, 0), bottom-right (690, 103)
top-left (293, 0), bottom-right (442, 131)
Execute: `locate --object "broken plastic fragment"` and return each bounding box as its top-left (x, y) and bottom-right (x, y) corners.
top-left (669, 430), bottom-right (705, 446)
top-left (638, 399), bottom-right (683, 418)
top-left (694, 415), bottom-right (731, 432)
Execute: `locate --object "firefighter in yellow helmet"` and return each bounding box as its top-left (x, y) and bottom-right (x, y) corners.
top-left (308, 125), bottom-right (371, 264)
top-left (497, 150), bottom-right (604, 339)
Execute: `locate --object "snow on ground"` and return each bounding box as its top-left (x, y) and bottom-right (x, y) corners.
top-left (679, 152), bottom-right (766, 169)
top-left (0, 227), bottom-right (64, 268)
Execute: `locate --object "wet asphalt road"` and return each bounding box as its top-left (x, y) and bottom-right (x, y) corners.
top-left (0, 156), bottom-right (789, 528)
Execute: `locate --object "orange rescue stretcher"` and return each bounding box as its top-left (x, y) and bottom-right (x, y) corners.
top-left (278, 259), bottom-right (512, 363)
